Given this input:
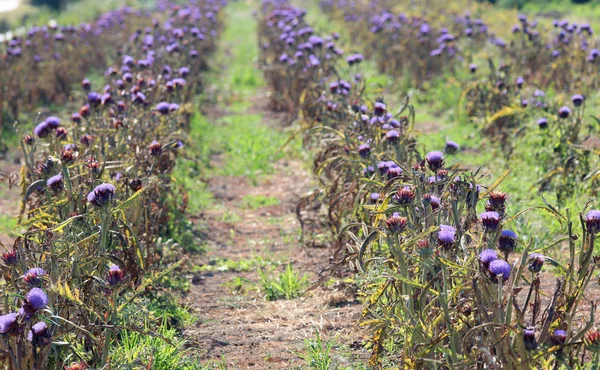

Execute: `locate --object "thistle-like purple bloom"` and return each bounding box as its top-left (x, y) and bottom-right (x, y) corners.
top-left (370, 193), bottom-right (380, 203)
top-left (586, 210), bottom-right (600, 233)
top-left (571, 94), bottom-right (585, 107)
top-left (385, 212), bottom-right (407, 233)
top-left (47, 174), bottom-right (63, 192)
top-left (87, 183), bottom-right (116, 207)
top-left (537, 118), bottom-right (548, 129)
top-left (515, 76), bottom-right (524, 88)
top-left (550, 330), bottom-right (567, 346)
top-left (479, 249), bottom-right (498, 269)
top-left (480, 211), bottom-right (501, 233)
top-left (107, 265), bottom-right (125, 286)
top-left (445, 141), bottom-right (459, 154)
top-left (558, 106), bottom-right (571, 119)
top-left (524, 328), bottom-right (537, 351)
top-left (34, 121), bottom-right (53, 138)
top-left (387, 166), bottom-right (403, 180)
top-left (429, 195), bottom-right (441, 210)
top-left (0, 313), bottom-right (18, 334)
top-left (357, 143), bottom-right (371, 158)
top-left (23, 268), bottom-right (46, 286)
top-left (498, 230), bottom-right (517, 254)
top-left (528, 253), bottom-right (545, 273)
top-left (425, 151), bottom-right (444, 172)
top-left (88, 92), bottom-right (101, 106)
top-left (374, 101), bottom-right (386, 116)
top-left (25, 288), bottom-right (49, 312)
top-left (438, 224), bottom-right (456, 248)
top-left (156, 102), bottom-right (171, 115)
top-left (179, 67), bottom-right (190, 77)
top-left (44, 116), bottom-right (60, 128)
top-left (386, 130), bottom-right (400, 143)
top-left (2, 250), bottom-right (18, 265)
top-left (488, 259), bottom-right (511, 282)
top-left (28, 321), bottom-right (51, 346)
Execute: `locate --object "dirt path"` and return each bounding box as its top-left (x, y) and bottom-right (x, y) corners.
top-left (180, 2), bottom-right (367, 367)
top-left (185, 97), bottom-right (367, 368)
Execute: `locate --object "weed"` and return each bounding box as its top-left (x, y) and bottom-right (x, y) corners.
top-left (259, 263), bottom-right (308, 301)
top-left (297, 328), bottom-right (335, 370)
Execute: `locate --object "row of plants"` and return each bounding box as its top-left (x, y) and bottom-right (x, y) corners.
top-left (318, 0), bottom-right (600, 206)
top-left (0, 0), bottom-right (225, 368)
top-left (259, 0), bottom-right (600, 368)
top-left (0, 7), bottom-right (144, 135)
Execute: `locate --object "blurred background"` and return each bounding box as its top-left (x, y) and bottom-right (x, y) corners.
top-left (0, 0), bottom-right (151, 32)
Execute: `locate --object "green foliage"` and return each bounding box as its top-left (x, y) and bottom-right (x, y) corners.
top-left (297, 329), bottom-right (335, 370)
top-left (197, 256), bottom-right (278, 273)
top-left (242, 194), bottom-right (280, 209)
top-left (259, 264), bottom-right (308, 301)
top-left (110, 321), bottom-right (201, 370)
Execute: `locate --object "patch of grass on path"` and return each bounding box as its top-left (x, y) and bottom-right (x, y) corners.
top-left (175, 0), bottom-right (302, 213)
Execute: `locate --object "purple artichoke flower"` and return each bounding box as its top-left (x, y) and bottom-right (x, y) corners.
top-left (480, 211), bottom-right (501, 233)
top-left (438, 224), bottom-right (456, 248)
top-left (515, 76), bottom-right (524, 88)
top-left (425, 151), bottom-right (444, 172)
top-left (571, 94), bottom-right (585, 107)
top-left (47, 174), bottom-right (63, 192)
top-left (479, 249), bottom-right (498, 269)
top-left (385, 213), bottom-right (407, 233)
top-left (150, 140), bottom-right (162, 156)
top-left (445, 141), bottom-right (459, 154)
top-left (558, 106), bottom-right (571, 119)
top-left (34, 121), bottom-right (53, 138)
top-left (528, 253), bottom-right (545, 273)
top-left (28, 321), bottom-right (51, 346)
top-left (357, 143), bottom-right (371, 158)
top-left (0, 313), bottom-right (18, 335)
top-left (387, 166), bottom-right (403, 180)
top-left (87, 183), bottom-right (116, 207)
top-left (2, 250), bottom-right (18, 265)
top-left (488, 259), bottom-right (511, 282)
top-left (370, 193), bottom-right (380, 203)
top-left (81, 78), bottom-right (91, 91)
top-left (23, 268), bottom-right (46, 286)
top-left (524, 328), bottom-right (537, 351)
top-left (585, 210), bottom-right (600, 233)
top-left (550, 330), bottom-right (567, 346)
top-left (156, 102), bottom-right (171, 115)
top-left (25, 287), bottom-right (49, 312)
top-left (179, 67), bottom-right (190, 77)
top-left (107, 265), bottom-right (125, 286)
top-left (498, 230), bottom-right (517, 254)
top-left (537, 118), bottom-right (548, 129)
top-left (386, 130), bottom-right (400, 143)
top-left (87, 92), bottom-right (101, 106)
